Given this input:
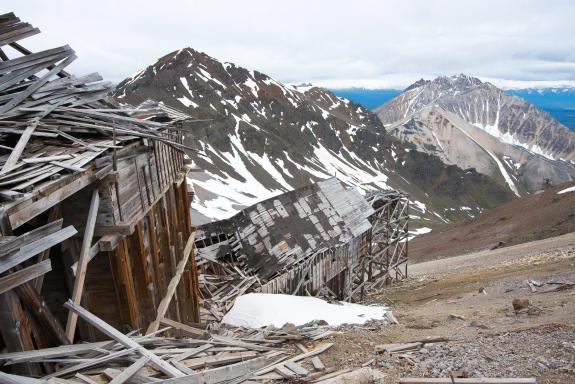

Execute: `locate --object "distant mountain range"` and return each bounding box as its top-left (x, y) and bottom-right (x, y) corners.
top-left (374, 75), bottom-right (575, 195)
top-left (332, 86), bottom-right (575, 131)
top-left (112, 49), bottom-right (513, 228)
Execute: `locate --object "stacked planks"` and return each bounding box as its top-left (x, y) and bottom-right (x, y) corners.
top-left (0, 301), bottom-right (339, 383)
top-left (0, 12), bottom-right (194, 217)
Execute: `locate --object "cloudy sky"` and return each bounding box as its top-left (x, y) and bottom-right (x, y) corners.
top-left (3, 0), bottom-right (575, 88)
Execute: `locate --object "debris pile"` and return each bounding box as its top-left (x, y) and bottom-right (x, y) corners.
top-left (0, 301), bottom-right (349, 383)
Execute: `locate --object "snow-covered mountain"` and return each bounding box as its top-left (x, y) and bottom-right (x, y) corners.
top-left (374, 75), bottom-right (575, 194)
top-left (112, 50), bottom-right (513, 227)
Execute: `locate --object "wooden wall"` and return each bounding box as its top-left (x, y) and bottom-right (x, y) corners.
top-left (66, 134), bottom-right (200, 338)
top-left (1, 134), bottom-right (200, 354)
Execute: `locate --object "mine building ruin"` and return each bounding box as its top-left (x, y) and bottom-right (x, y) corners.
top-left (195, 178), bottom-right (409, 322)
top-left (0, 12), bottom-right (409, 378)
top-left (0, 13), bottom-right (199, 374)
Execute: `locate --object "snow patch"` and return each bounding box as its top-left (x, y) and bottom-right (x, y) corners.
top-left (177, 96), bottom-right (198, 108)
top-left (222, 293), bottom-right (390, 328)
top-left (557, 185), bottom-right (575, 195)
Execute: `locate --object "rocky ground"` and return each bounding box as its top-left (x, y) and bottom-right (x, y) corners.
top-left (314, 232), bottom-right (575, 383)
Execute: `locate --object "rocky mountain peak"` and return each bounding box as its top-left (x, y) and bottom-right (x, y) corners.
top-left (375, 74), bottom-right (575, 162)
top-left (112, 49), bottom-right (514, 227)
top-left (376, 75), bottom-right (575, 194)
top-left (403, 74), bottom-right (485, 94)
top-left (404, 78), bottom-right (430, 92)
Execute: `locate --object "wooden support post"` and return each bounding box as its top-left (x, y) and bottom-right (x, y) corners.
top-left (0, 291), bottom-right (40, 376)
top-left (130, 222), bottom-right (156, 325)
top-left (65, 189), bottom-right (99, 342)
top-left (109, 240), bottom-right (139, 330)
top-left (146, 208), bottom-right (161, 297)
top-left (15, 283), bottom-right (70, 346)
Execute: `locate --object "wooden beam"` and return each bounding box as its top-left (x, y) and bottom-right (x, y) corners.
top-left (8, 171), bottom-right (96, 229)
top-left (0, 119), bottom-right (39, 175)
top-left (65, 189), bottom-right (99, 342)
top-left (159, 318), bottom-right (204, 338)
top-left (98, 234), bottom-right (121, 252)
top-left (160, 354), bottom-right (279, 384)
top-left (108, 356), bottom-right (150, 384)
top-left (0, 341), bottom-right (111, 365)
top-left (130, 222), bottom-right (155, 325)
top-left (44, 347), bottom-right (136, 378)
top-left (0, 371), bottom-right (48, 384)
top-left (15, 283), bottom-right (70, 346)
top-left (145, 230), bottom-right (196, 335)
top-left (0, 226), bottom-right (76, 274)
top-left (63, 300), bottom-right (185, 378)
top-left (109, 240), bottom-right (139, 330)
top-left (0, 259), bottom-right (51, 294)
top-left (0, 291), bottom-right (40, 375)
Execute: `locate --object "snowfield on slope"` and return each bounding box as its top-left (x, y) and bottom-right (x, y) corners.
top-left (557, 185), bottom-right (575, 194)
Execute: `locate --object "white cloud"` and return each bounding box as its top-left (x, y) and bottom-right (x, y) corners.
top-left (2, 0), bottom-right (575, 88)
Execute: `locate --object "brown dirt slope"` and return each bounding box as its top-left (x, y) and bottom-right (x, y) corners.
top-left (409, 182), bottom-right (575, 263)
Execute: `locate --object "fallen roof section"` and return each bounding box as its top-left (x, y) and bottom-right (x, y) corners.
top-left (194, 177), bottom-right (410, 322)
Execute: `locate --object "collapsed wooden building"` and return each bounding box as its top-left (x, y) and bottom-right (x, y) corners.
top-left (0, 12), bottom-right (200, 374)
top-left (0, 12), bottom-right (411, 382)
top-left (195, 178), bottom-right (409, 322)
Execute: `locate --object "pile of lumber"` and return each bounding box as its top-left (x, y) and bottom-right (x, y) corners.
top-left (0, 301), bottom-right (342, 383)
top-left (0, 12), bottom-right (193, 202)
top-left (199, 274), bottom-right (260, 323)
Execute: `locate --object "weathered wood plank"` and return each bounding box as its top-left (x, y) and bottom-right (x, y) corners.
top-left (182, 351), bottom-right (258, 370)
top-left (159, 318), bottom-right (204, 338)
top-left (108, 356), bottom-right (151, 384)
top-left (0, 341), bottom-right (110, 365)
top-left (0, 119), bottom-right (39, 175)
top-left (44, 347), bottom-right (136, 378)
top-left (0, 226), bottom-right (76, 274)
top-left (160, 354), bottom-right (279, 384)
top-left (283, 361), bottom-right (309, 376)
top-left (169, 343), bottom-right (213, 363)
top-left (103, 368), bottom-right (160, 384)
top-left (254, 343), bottom-right (333, 376)
top-left (8, 172), bottom-right (95, 229)
top-left (0, 258), bottom-right (51, 294)
top-left (63, 300), bottom-right (185, 378)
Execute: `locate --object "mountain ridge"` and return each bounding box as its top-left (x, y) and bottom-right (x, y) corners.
top-left (374, 74), bottom-right (575, 161)
top-left (112, 48), bottom-right (513, 228)
top-left (374, 75), bottom-right (575, 194)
